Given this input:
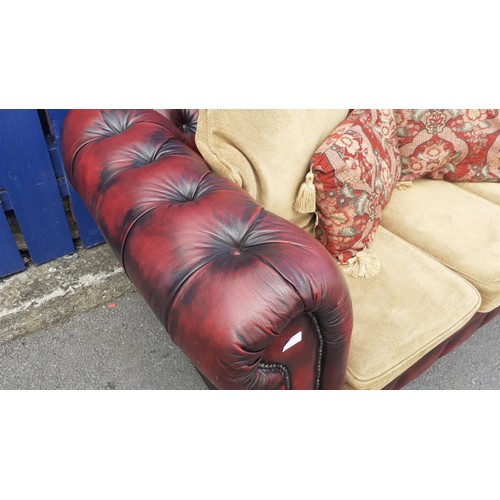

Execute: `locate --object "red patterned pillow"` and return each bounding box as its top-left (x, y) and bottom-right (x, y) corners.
top-left (310, 109), bottom-right (401, 278)
top-left (395, 109), bottom-right (500, 182)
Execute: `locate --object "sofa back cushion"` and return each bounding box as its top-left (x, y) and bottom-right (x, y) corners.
top-left (195, 109), bottom-right (349, 232)
top-left (457, 182), bottom-right (500, 205)
top-left (394, 109), bottom-right (500, 182)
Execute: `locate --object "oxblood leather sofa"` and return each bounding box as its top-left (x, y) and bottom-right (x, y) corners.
top-left (61, 109), bottom-right (500, 390)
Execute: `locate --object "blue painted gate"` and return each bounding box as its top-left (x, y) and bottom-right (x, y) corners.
top-left (0, 109), bottom-right (104, 278)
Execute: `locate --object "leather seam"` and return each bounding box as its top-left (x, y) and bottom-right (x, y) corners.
top-left (256, 255), bottom-right (326, 390)
top-left (256, 254), bottom-right (307, 311)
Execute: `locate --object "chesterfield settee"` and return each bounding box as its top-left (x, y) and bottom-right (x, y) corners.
top-left (61, 109), bottom-right (500, 390)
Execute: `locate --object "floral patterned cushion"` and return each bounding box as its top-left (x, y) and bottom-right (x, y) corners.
top-left (311, 109), bottom-right (401, 273)
top-left (395, 109), bottom-right (500, 182)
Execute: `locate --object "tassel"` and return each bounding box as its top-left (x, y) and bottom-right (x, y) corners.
top-left (293, 172), bottom-right (316, 214)
top-left (341, 249), bottom-right (381, 279)
top-left (396, 180), bottom-right (413, 191)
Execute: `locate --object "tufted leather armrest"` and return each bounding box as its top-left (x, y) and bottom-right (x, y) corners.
top-left (61, 109), bottom-right (353, 389)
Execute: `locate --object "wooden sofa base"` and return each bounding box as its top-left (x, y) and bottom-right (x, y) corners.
top-left (383, 305), bottom-right (500, 390)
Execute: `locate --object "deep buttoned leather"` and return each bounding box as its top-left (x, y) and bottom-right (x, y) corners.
top-left (61, 109), bottom-right (353, 389)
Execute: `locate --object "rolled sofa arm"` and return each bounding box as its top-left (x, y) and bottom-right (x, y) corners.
top-left (61, 109), bottom-right (353, 389)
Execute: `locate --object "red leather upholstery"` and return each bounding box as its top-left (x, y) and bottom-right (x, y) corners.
top-left (61, 109), bottom-right (353, 389)
top-left (155, 109), bottom-right (199, 151)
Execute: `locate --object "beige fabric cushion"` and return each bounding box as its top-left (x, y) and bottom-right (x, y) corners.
top-left (195, 109), bottom-right (349, 232)
top-left (381, 179), bottom-right (500, 312)
top-left (344, 227), bottom-right (481, 390)
top-left (456, 182), bottom-right (500, 205)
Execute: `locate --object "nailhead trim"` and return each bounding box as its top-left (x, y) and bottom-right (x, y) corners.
top-left (309, 313), bottom-right (324, 390)
top-left (259, 363), bottom-right (291, 390)
top-left (259, 314), bottom-right (324, 390)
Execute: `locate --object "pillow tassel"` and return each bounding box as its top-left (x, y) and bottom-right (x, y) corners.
top-left (396, 180), bottom-right (413, 190)
top-left (293, 172), bottom-right (316, 213)
top-left (341, 249), bottom-right (381, 279)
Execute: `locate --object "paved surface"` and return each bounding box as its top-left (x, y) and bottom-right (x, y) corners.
top-left (405, 312), bottom-right (500, 389)
top-left (0, 292), bottom-right (205, 390)
top-left (0, 244), bottom-right (133, 345)
top-left (0, 290), bottom-right (498, 390)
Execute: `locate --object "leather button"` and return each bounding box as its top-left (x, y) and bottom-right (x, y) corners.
top-left (231, 248), bottom-right (242, 256)
top-left (95, 110), bottom-right (131, 137)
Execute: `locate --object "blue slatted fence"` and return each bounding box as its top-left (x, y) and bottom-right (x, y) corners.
top-left (0, 109), bottom-right (104, 278)
top-left (0, 208), bottom-right (24, 277)
top-left (48, 110), bottom-right (104, 249)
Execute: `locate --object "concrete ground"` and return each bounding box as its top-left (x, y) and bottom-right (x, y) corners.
top-left (0, 244), bottom-right (499, 390)
top-left (0, 243), bottom-right (134, 345)
top-left (0, 292), bottom-right (205, 390)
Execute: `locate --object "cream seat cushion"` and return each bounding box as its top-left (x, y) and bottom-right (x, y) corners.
top-left (195, 109), bottom-right (349, 232)
top-left (456, 182), bottom-right (500, 205)
top-left (344, 227), bottom-right (480, 390)
top-left (381, 179), bottom-right (500, 312)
